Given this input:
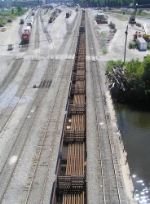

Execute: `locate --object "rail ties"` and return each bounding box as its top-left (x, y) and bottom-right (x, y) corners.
top-left (38, 80), bottom-right (52, 88)
top-left (50, 11), bottom-right (86, 204)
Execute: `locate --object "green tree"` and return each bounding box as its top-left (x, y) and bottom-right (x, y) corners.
top-left (143, 55), bottom-right (150, 81)
top-left (11, 8), bottom-right (14, 14)
top-left (17, 6), bottom-right (22, 14)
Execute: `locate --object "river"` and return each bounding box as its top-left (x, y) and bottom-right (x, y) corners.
top-left (115, 103), bottom-right (150, 204)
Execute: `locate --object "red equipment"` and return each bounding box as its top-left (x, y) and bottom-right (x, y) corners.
top-left (21, 30), bottom-right (30, 43)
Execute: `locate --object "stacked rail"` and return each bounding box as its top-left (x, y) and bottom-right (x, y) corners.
top-left (51, 11), bottom-right (86, 204)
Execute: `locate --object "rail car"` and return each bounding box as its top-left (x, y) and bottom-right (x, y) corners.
top-left (51, 10), bottom-right (86, 204)
top-left (21, 15), bottom-right (34, 44)
top-left (20, 14), bottom-right (27, 24)
top-left (66, 12), bottom-right (71, 18)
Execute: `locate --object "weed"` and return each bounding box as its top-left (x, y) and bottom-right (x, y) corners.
top-left (7, 61), bottom-right (11, 66)
top-left (102, 49), bottom-right (108, 55)
top-left (101, 31), bottom-right (106, 37)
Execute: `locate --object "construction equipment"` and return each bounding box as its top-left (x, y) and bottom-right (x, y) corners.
top-left (95, 13), bottom-right (108, 24)
top-left (129, 4), bottom-right (137, 24)
top-left (109, 21), bottom-right (116, 29)
top-left (143, 23), bottom-right (150, 41)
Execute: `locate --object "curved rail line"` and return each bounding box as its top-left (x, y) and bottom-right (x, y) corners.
top-left (40, 9), bottom-right (52, 43)
top-left (34, 9), bottom-right (40, 49)
top-left (57, 11), bottom-right (82, 56)
top-left (86, 12), bottom-right (127, 203)
top-left (0, 59), bottom-right (23, 95)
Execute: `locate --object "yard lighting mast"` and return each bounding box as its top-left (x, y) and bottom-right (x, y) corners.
top-left (124, 25), bottom-right (128, 63)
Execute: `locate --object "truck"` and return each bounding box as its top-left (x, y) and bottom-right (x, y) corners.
top-left (136, 38), bottom-right (147, 51)
top-left (95, 13), bottom-right (108, 24)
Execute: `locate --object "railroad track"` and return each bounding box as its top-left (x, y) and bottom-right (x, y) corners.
top-left (0, 60), bottom-right (39, 202)
top-left (60, 10), bottom-right (82, 56)
top-left (0, 60), bottom-right (38, 132)
top-left (0, 59), bottom-right (23, 95)
top-left (35, 9), bottom-right (40, 49)
top-left (18, 24), bottom-right (23, 37)
top-left (39, 8), bottom-right (82, 55)
top-left (0, 10), bottom-right (84, 204)
top-left (86, 12), bottom-right (127, 204)
top-left (22, 14), bottom-right (83, 202)
top-left (40, 9), bottom-right (52, 44)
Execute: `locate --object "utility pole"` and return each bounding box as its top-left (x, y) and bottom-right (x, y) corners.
top-left (124, 25), bottom-right (128, 64)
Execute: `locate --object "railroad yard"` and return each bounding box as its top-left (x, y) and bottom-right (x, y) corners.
top-left (0, 5), bottom-right (150, 204)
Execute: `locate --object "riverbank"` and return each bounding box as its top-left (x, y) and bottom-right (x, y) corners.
top-left (104, 87), bottom-right (137, 203)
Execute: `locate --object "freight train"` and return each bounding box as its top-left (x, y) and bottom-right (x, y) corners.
top-left (21, 15), bottom-right (34, 44)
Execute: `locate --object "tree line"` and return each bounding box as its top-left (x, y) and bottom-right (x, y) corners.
top-left (79, 0), bottom-right (150, 7)
top-left (106, 56), bottom-right (150, 110)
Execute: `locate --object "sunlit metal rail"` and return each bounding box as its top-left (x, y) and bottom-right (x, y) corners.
top-left (50, 10), bottom-right (86, 204)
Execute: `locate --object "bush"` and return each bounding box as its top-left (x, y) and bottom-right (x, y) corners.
top-left (147, 43), bottom-right (150, 50)
top-left (126, 59), bottom-right (143, 79)
top-left (102, 49), bottom-right (108, 55)
top-left (136, 22), bottom-right (141, 27)
top-left (143, 55), bottom-right (150, 81)
top-left (101, 31), bottom-right (106, 37)
top-left (128, 40), bottom-right (137, 49)
top-left (129, 42), bottom-right (132, 49)
top-left (107, 60), bottom-right (124, 71)
top-left (137, 9), bottom-right (142, 15)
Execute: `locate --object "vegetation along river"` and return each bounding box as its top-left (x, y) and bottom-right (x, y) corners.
top-left (115, 103), bottom-right (150, 204)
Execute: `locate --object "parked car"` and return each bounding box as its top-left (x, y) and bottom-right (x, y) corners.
top-left (7, 44), bottom-right (14, 51)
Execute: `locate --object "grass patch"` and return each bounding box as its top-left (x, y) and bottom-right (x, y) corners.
top-left (106, 60), bottom-right (124, 71)
top-left (102, 49), bottom-right (108, 55)
top-left (7, 61), bottom-right (11, 66)
top-left (101, 31), bottom-right (106, 37)
top-left (0, 7), bottom-right (27, 26)
top-left (44, 9), bottom-right (48, 15)
top-left (106, 9), bottom-right (150, 18)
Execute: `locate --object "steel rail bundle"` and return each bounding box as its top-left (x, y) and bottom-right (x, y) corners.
top-left (51, 10), bottom-right (86, 204)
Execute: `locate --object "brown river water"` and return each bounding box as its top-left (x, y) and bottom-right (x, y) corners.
top-left (115, 103), bottom-right (150, 204)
